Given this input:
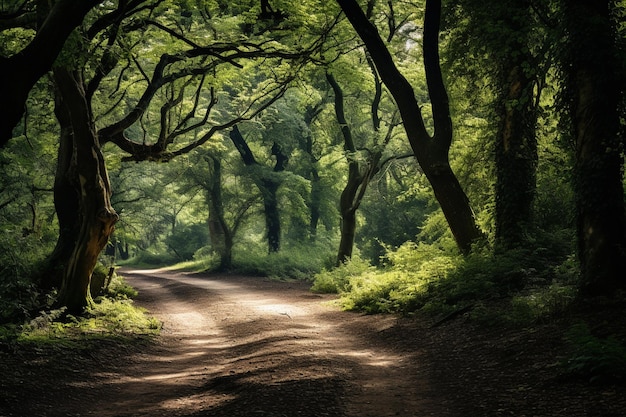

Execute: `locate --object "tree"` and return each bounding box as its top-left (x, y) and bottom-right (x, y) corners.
top-left (336, 0), bottom-right (483, 254)
top-left (179, 148), bottom-right (258, 270)
top-left (0, 0), bottom-right (104, 145)
top-left (229, 124), bottom-right (288, 253)
top-left (562, 0), bottom-right (626, 296)
top-left (446, 0), bottom-right (542, 249)
top-left (39, 0), bottom-right (327, 311)
top-left (326, 71), bottom-right (398, 264)
top-left (49, 67), bottom-right (118, 312)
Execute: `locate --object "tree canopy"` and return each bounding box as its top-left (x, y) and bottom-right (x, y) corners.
top-left (1, 0), bottom-right (624, 323)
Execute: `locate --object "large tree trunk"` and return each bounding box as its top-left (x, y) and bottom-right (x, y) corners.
top-left (42, 94), bottom-right (82, 290)
top-left (564, 0), bottom-right (626, 296)
top-left (494, 58), bottom-right (538, 249)
top-left (326, 72), bottom-right (367, 264)
top-left (50, 67), bottom-right (118, 314)
top-left (489, 0), bottom-right (538, 249)
top-left (337, 0), bottom-right (482, 254)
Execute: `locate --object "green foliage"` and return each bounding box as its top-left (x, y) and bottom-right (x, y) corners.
top-left (14, 298), bottom-right (160, 344)
top-left (336, 243), bottom-right (462, 314)
top-left (470, 282), bottom-right (577, 327)
top-left (103, 269), bottom-right (139, 299)
top-left (311, 256), bottom-right (373, 293)
top-left (0, 232), bottom-right (51, 324)
top-left (563, 323), bottom-right (626, 384)
top-left (227, 241), bottom-right (335, 280)
top-left (165, 223), bottom-right (210, 261)
top-left (123, 250), bottom-right (179, 268)
top-left (324, 233), bottom-right (580, 319)
top-left (0, 300), bottom-right (159, 352)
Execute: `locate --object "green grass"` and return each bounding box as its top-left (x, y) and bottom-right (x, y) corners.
top-left (0, 271), bottom-right (160, 349)
top-left (0, 298), bottom-right (160, 350)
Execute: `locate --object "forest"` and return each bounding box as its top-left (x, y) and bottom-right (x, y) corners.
top-left (1, 0), bottom-right (626, 413)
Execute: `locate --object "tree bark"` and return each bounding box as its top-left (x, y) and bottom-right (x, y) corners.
top-left (206, 155), bottom-right (234, 270)
top-left (336, 0), bottom-right (482, 254)
top-left (50, 67), bottom-right (118, 313)
top-left (326, 72), bottom-right (366, 264)
top-left (0, 0), bottom-right (101, 145)
top-left (42, 89), bottom-right (82, 290)
top-left (564, 0), bottom-right (626, 296)
top-left (494, 36), bottom-right (538, 249)
top-left (229, 125), bottom-right (286, 253)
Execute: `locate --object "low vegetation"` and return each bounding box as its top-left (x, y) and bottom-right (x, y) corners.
top-left (0, 265), bottom-right (160, 351)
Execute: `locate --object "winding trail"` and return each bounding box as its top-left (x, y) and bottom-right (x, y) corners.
top-left (90, 268), bottom-right (437, 417)
top-left (3, 269), bottom-right (624, 416)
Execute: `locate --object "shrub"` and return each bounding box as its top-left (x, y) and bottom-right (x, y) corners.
top-left (0, 232), bottom-right (50, 324)
top-left (563, 323), bottom-right (626, 383)
top-left (229, 242), bottom-right (335, 280)
top-left (321, 239), bottom-right (579, 317)
top-left (311, 256), bottom-right (373, 293)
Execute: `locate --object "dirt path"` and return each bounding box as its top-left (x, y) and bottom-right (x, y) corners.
top-left (93, 269), bottom-right (438, 417)
top-left (3, 269), bottom-right (625, 417)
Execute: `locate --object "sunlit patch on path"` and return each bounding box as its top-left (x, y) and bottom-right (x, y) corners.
top-left (83, 268), bottom-right (435, 417)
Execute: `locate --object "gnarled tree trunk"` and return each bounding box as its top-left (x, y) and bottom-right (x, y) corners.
top-left (48, 67), bottom-right (118, 314)
top-left (229, 125), bottom-right (287, 253)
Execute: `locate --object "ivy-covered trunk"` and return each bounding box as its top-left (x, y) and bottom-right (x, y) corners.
top-left (493, 6), bottom-right (538, 249)
top-left (564, 0), bottom-right (626, 296)
top-left (48, 67), bottom-right (118, 314)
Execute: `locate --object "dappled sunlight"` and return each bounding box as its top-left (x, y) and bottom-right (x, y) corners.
top-left (247, 302), bottom-right (306, 317)
top-left (336, 349), bottom-right (403, 368)
top-left (79, 270), bottom-right (432, 416)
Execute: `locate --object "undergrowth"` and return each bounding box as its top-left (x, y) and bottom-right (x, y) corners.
top-left (312, 238), bottom-right (578, 323)
top-left (563, 322), bottom-right (626, 383)
top-left (0, 269), bottom-right (160, 349)
top-left (170, 242), bottom-right (336, 280)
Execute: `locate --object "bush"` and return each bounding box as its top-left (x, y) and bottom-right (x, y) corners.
top-left (13, 298), bottom-right (160, 344)
top-left (165, 223), bottom-right (209, 261)
top-left (563, 323), bottom-right (626, 383)
top-left (227, 242), bottom-right (335, 280)
top-left (334, 242), bottom-right (461, 313)
top-left (320, 239), bottom-right (579, 318)
top-left (311, 256), bottom-right (373, 293)
top-left (0, 232), bottom-right (50, 324)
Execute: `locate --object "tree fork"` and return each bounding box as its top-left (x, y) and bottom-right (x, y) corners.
top-left (336, 0), bottom-right (483, 254)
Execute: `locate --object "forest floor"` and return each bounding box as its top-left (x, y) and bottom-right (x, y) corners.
top-left (1, 268), bottom-right (625, 417)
